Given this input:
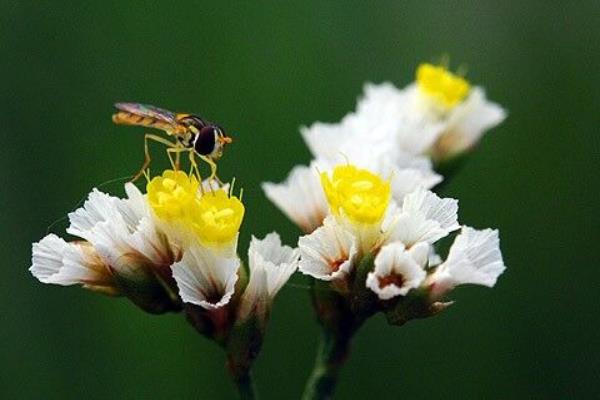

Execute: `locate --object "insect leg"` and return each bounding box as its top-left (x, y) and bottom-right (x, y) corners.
top-left (165, 148), bottom-right (203, 188)
top-left (188, 152), bottom-right (203, 188)
top-left (132, 134), bottom-right (178, 182)
top-left (199, 156), bottom-right (219, 182)
top-left (174, 151), bottom-right (181, 171)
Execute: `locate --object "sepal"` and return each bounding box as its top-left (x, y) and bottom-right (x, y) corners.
top-left (349, 253), bottom-right (378, 320)
top-left (226, 315), bottom-right (265, 382)
top-left (111, 259), bottom-right (182, 314)
top-left (383, 288), bottom-right (453, 326)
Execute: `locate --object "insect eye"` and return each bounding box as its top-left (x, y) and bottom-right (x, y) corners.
top-left (193, 126), bottom-right (217, 156)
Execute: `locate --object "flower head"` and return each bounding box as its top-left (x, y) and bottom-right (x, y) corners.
top-left (427, 227), bottom-right (506, 298)
top-left (366, 242), bottom-right (428, 300)
top-left (416, 63), bottom-right (470, 109)
top-left (171, 243), bottom-right (240, 310)
top-left (384, 188), bottom-right (459, 248)
top-left (298, 216), bottom-right (358, 281)
top-left (31, 234), bottom-right (118, 295)
top-left (238, 233), bottom-right (299, 321)
top-left (321, 164), bottom-right (391, 225)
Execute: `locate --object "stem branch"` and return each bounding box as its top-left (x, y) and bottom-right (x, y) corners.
top-left (302, 327), bottom-right (353, 400)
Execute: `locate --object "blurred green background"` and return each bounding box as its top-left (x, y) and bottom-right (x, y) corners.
top-left (2, 1), bottom-right (598, 398)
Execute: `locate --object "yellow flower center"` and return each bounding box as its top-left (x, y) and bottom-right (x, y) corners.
top-left (321, 165), bottom-right (391, 225)
top-left (416, 63), bottom-right (470, 108)
top-left (147, 170), bottom-right (199, 221)
top-left (189, 190), bottom-right (245, 245)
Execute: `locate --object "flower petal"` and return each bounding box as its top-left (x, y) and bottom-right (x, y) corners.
top-left (262, 162), bottom-right (328, 233)
top-left (30, 234), bottom-right (117, 294)
top-left (386, 189), bottom-right (459, 247)
top-left (238, 233), bottom-right (299, 321)
top-left (298, 216), bottom-right (358, 281)
top-left (437, 87), bottom-right (507, 158)
top-left (171, 244), bottom-right (239, 309)
top-left (248, 232), bottom-right (299, 298)
top-left (67, 186), bottom-right (177, 272)
top-left (434, 227), bottom-right (506, 289)
top-left (442, 227), bottom-right (506, 287)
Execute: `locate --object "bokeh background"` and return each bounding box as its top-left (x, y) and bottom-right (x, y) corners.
top-left (2, 1), bottom-right (598, 399)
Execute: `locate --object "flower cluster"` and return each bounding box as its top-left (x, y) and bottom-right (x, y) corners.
top-left (31, 170), bottom-right (297, 358)
top-left (299, 164), bottom-right (505, 326)
top-left (259, 63), bottom-right (506, 399)
top-left (263, 63), bottom-right (505, 233)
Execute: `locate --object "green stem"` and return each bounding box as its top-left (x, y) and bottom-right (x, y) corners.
top-left (302, 327), bottom-right (354, 400)
top-left (230, 369), bottom-right (258, 400)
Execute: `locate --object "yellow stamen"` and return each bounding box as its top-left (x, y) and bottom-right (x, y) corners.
top-left (321, 165), bottom-right (391, 225)
top-left (147, 169), bottom-right (245, 246)
top-left (416, 63), bottom-right (470, 108)
top-left (147, 170), bottom-right (199, 221)
top-left (189, 190), bottom-right (245, 245)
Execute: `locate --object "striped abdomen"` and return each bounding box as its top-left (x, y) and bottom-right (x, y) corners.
top-left (112, 111), bottom-right (177, 134)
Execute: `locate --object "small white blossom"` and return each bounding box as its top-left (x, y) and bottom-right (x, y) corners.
top-left (31, 234), bottom-right (117, 295)
top-left (262, 161), bottom-right (328, 233)
top-left (298, 216), bottom-right (358, 281)
top-left (352, 82), bottom-right (447, 156)
top-left (385, 188), bottom-right (459, 247)
top-left (171, 243), bottom-right (240, 309)
top-left (366, 242), bottom-right (428, 300)
top-left (67, 183), bottom-right (179, 276)
top-left (238, 233), bottom-right (299, 321)
top-left (31, 183), bottom-right (180, 292)
top-left (428, 227), bottom-right (506, 297)
top-left (430, 87), bottom-right (506, 161)
top-left (302, 115), bottom-right (442, 196)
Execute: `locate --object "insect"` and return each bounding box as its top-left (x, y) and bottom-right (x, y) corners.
top-left (112, 102), bottom-right (232, 182)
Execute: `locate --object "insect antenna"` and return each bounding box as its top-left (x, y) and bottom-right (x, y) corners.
top-left (45, 175), bottom-right (133, 235)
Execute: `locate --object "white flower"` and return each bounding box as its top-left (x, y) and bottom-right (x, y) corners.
top-left (171, 243), bottom-right (240, 309)
top-left (30, 234), bottom-right (117, 295)
top-left (300, 82), bottom-right (439, 160)
top-left (300, 121), bottom-right (352, 163)
top-left (353, 82), bottom-right (447, 156)
top-left (366, 242), bottom-right (428, 300)
top-left (431, 87), bottom-right (506, 161)
top-left (385, 188), bottom-right (459, 247)
top-left (31, 183), bottom-right (180, 291)
top-left (30, 183), bottom-right (185, 313)
top-left (262, 161), bottom-right (328, 233)
top-left (427, 227), bottom-right (506, 297)
top-left (298, 216), bottom-right (358, 281)
top-left (262, 153), bottom-right (440, 235)
top-left (67, 183), bottom-right (179, 279)
top-left (388, 156), bottom-right (443, 200)
top-left (238, 233), bottom-right (299, 321)
top-left (301, 64), bottom-right (506, 165)
top-left (301, 109), bottom-right (443, 196)
top-left (324, 150), bottom-right (442, 203)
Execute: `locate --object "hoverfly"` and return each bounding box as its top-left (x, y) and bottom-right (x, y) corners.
top-left (112, 102), bottom-right (232, 182)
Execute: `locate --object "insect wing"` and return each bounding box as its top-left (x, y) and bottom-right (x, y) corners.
top-left (114, 103), bottom-right (177, 125)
